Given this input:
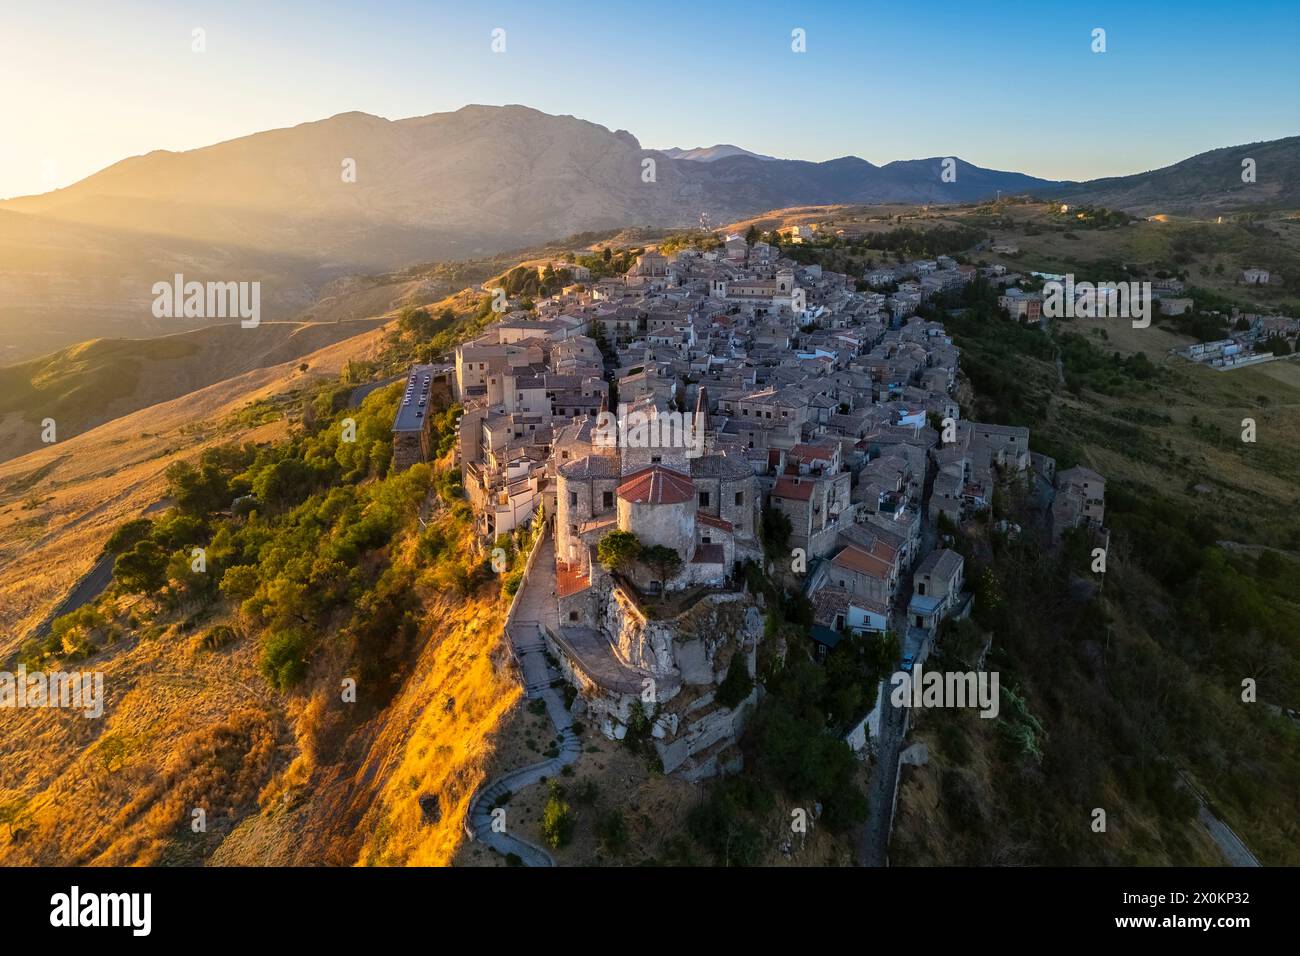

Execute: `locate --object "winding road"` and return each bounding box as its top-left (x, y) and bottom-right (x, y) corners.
top-left (463, 534), bottom-right (583, 865)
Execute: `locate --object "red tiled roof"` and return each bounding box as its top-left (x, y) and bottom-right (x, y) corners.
top-left (789, 443), bottom-right (835, 461)
top-left (831, 544), bottom-right (892, 579)
top-left (616, 465), bottom-right (695, 505)
top-left (772, 477), bottom-right (814, 501)
top-left (556, 561), bottom-right (591, 598)
top-left (697, 512), bottom-right (734, 533)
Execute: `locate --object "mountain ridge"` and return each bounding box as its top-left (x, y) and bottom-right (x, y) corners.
top-left (1, 105), bottom-right (1294, 361)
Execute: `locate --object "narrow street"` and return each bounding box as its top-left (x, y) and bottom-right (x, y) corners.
top-left (858, 468), bottom-right (938, 866)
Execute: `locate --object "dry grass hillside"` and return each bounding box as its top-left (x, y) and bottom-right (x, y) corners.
top-left (0, 318), bottom-right (389, 464)
top-left (0, 521), bottom-right (522, 867)
top-left (210, 586), bottom-right (518, 866)
top-left (0, 320), bottom-right (392, 652)
top-left (0, 328), bottom-right (530, 866)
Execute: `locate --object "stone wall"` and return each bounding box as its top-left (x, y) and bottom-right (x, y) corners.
top-left (392, 431), bottom-right (425, 472)
top-left (603, 583), bottom-right (677, 677)
top-left (574, 587), bottom-right (765, 779)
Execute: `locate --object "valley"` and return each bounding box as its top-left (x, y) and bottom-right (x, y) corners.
top-left (0, 195), bottom-right (1296, 870)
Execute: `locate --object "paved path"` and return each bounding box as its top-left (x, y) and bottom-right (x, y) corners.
top-left (11, 497), bottom-right (168, 662)
top-left (464, 533), bottom-right (581, 865)
top-left (347, 374), bottom-right (404, 409)
top-left (1177, 770), bottom-right (1260, 867)
top-left (859, 684), bottom-right (908, 866)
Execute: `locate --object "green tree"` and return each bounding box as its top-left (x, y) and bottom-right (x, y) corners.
top-left (219, 564), bottom-right (260, 601)
top-left (639, 543), bottom-right (683, 584)
top-left (761, 506), bottom-right (793, 560)
top-left (398, 307), bottom-right (435, 338)
top-left (165, 460), bottom-right (229, 515)
top-left (113, 541), bottom-right (168, 593)
top-left (105, 518), bottom-right (153, 555)
top-left (597, 530), bottom-right (641, 573)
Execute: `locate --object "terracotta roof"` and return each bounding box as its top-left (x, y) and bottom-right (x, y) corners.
top-left (697, 512), bottom-right (734, 533)
top-left (789, 443), bottom-right (835, 461)
top-left (616, 465), bottom-right (695, 505)
top-left (772, 477), bottom-right (814, 501)
top-left (556, 560), bottom-right (591, 598)
top-left (831, 544), bottom-right (892, 579)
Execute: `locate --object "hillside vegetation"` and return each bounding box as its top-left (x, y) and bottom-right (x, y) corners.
top-left (0, 293), bottom-right (537, 865)
top-left (890, 278), bottom-right (1300, 864)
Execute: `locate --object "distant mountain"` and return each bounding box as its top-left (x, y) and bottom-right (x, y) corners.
top-left (1057, 135), bottom-right (1300, 214)
top-left (1, 105), bottom-right (1062, 266)
top-left (660, 144), bottom-right (778, 162)
top-left (1, 104), bottom-right (1294, 359)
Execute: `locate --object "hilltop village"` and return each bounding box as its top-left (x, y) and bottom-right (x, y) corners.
top-left (391, 232), bottom-right (1109, 777)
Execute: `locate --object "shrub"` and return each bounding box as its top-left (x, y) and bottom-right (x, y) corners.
top-left (258, 627), bottom-right (311, 691)
top-left (219, 565), bottom-right (260, 601)
top-left (596, 809), bottom-right (629, 856)
top-left (541, 795), bottom-right (574, 849)
top-left (687, 782), bottom-right (765, 866)
top-left (197, 624), bottom-right (240, 652)
top-left (715, 651), bottom-right (754, 709)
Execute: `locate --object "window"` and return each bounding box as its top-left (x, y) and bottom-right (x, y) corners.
top-left (735, 491), bottom-right (744, 506)
top-left (603, 491), bottom-right (613, 509)
top-left (569, 611), bottom-right (579, 622)
top-left (698, 491), bottom-right (710, 507)
top-left (569, 492), bottom-right (577, 507)
top-left (651, 455), bottom-right (661, 464)
top-left (834, 614), bottom-right (845, 631)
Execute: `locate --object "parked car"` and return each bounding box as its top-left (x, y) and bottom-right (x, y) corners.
top-left (901, 653), bottom-right (915, 672)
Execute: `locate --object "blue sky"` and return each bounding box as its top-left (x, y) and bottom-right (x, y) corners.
top-left (2, 0), bottom-right (1297, 197)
